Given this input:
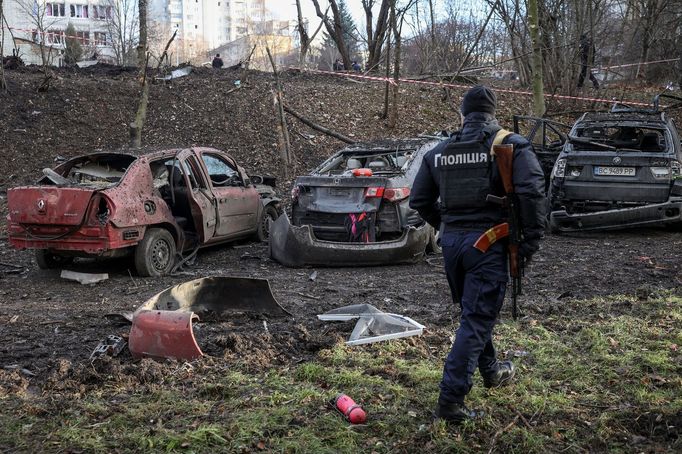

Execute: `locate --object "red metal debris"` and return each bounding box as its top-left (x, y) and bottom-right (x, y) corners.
top-left (129, 310), bottom-right (203, 361)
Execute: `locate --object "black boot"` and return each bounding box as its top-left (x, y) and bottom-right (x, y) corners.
top-left (482, 360), bottom-right (516, 388)
top-left (434, 400), bottom-right (482, 424)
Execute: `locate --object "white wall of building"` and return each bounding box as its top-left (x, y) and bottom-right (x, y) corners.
top-left (2, 0), bottom-right (117, 65)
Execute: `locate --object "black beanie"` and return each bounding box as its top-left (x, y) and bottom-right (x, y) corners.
top-left (460, 85), bottom-right (497, 116)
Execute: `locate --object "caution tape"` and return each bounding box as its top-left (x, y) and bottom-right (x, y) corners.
top-left (292, 66), bottom-right (656, 108)
top-left (596, 58), bottom-right (680, 71)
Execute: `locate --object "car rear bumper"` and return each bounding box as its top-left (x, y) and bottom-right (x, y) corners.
top-left (550, 199), bottom-right (682, 232)
top-left (269, 214), bottom-right (430, 267)
top-left (7, 222), bottom-right (143, 255)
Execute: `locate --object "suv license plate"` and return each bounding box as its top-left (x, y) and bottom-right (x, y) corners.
top-left (593, 166), bottom-right (636, 176)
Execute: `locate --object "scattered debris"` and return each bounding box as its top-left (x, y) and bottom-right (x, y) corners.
top-left (120, 277), bottom-right (291, 361)
top-left (158, 66), bottom-right (193, 81)
top-left (334, 393), bottom-right (367, 424)
top-left (318, 304), bottom-right (425, 346)
top-left (129, 311), bottom-right (202, 361)
top-left (9, 315), bottom-right (19, 323)
top-left (60, 270), bottom-right (109, 285)
top-left (309, 271), bottom-right (318, 281)
top-left (90, 335), bottom-right (127, 361)
top-left (2, 365), bottom-right (36, 377)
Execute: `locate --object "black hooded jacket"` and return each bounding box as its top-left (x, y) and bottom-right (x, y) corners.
top-left (409, 112), bottom-right (547, 240)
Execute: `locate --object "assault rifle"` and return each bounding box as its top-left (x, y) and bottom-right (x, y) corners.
top-left (472, 143), bottom-right (524, 320)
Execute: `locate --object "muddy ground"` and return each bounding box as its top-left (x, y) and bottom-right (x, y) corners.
top-left (1, 226), bottom-right (680, 392)
top-left (0, 67), bottom-right (681, 420)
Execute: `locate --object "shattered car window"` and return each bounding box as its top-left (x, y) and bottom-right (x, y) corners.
top-left (316, 150), bottom-right (413, 175)
top-left (572, 125), bottom-right (668, 152)
top-left (41, 154), bottom-right (136, 188)
top-left (202, 154), bottom-right (241, 186)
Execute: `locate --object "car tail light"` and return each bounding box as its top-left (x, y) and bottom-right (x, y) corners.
top-left (383, 187), bottom-right (411, 202)
top-left (650, 167), bottom-right (672, 179)
top-left (365, 187), bottom-right (384, 198)
top-left (671, 160), bottom-right (681, 177)
top-left (552, 158), bottom-right (566, 178)
top-left (291, 185), bottom-right (300, 202)
top-left (91, 195), bottom-right (114, 225)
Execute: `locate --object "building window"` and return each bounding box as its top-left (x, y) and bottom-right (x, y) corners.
top-left (70, 4), bottom-right (89, 18)
top-left (92, 6), bottom-right (112, 20)
top-left (94, 32), bottom-right (109, 46)
top-left (46, 3), bottom-right (66, 17)
top-left (195, 25), bottom-right (198, 29)
top-left (75, 31), bottom-right (90, 44)
top-left (46, 29), bottom-right (65, 45)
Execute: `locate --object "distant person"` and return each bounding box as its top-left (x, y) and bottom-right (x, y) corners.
top-left (333, 58), bottom-right (344, 71)
top-left (352, 61), bottom-right (361, 72)
top-left (212, 53), bottom-right (224, 69)
top-left (577, 34), bottom-right (599, 89)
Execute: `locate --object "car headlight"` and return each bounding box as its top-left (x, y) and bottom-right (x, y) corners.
top-left (552, 158), bottom-right (567, 178)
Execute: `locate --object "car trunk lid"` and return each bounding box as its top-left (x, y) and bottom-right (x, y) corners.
top-left (294, 176), bottom-right (388, 213)
top-left (8, 186), bottom-right (97, 226)
top-left (561, 152), bottom-right (673, 203)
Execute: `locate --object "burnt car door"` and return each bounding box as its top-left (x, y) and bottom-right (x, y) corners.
top-left (159, 152), bottom-right (217, 243)
top-left (181, 153), bottom-right (218, 242)
top-left (198, 151), bottom-right (260, 237)
top-left (513, 116), bottom-right (571, 188)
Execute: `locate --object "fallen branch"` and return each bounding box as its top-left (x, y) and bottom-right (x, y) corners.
top-left (266, 46), bottom-right (293, 179)
top-left (487, 415), bottom-right (520, 454)
top-left (283, 105), bottom-right (356, 144)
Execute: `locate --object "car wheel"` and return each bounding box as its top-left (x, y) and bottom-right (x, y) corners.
top-left (257, 205), bottom-right (279, 242)
top-left (134, 228), bottom-right (176, 277)
top-left (425, 226), bottom-right (441, 254)
top-left (35, 250), bottom-right (73, 269)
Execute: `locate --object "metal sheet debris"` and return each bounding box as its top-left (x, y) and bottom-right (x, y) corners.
top-left (115, 277), bottom-right (290, 361)
top-left (129, 311), bottom-right (202, 361)
top-left (90, 335), bottom-right (127, 361)
top-left (60, 270), bottom-right (109, 285)
top-left (318, 304), bottom-right (425, 346)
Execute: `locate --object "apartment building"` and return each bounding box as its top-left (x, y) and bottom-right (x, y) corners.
top-left (148, 0), bottom-right (268, 63)
top-left (2, 0), bottom-right (117, 65)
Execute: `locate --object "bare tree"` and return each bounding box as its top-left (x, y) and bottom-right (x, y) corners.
top-left (1, 0), bottom-right (6, 91)
top-left (15, 0), bottom-right (62, 90)
top-left (295, 0), bottom-right (326, 68)
top-left (104, 0), bottom-right (139, 66)
top-left (362, 0), bottom-right (391, 70)
top-left (528, 0), bottom-right (545, 116)
top-left (129, 0), bottom-right (149, 148)
top-left (387, 0), bottom-right (416, 128)
top-left (311, 0), bottom-right (352, 69)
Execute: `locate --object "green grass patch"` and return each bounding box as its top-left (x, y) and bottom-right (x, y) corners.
top-left (1, 295), bottom-right (680, 452)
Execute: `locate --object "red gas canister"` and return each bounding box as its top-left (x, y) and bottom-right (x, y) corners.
top-left (334, 394), bottom-right (367, 424)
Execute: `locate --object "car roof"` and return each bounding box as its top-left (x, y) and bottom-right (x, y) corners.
top-left (579, 111), bottom-right (668, 124)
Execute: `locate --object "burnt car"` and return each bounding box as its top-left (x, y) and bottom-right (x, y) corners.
top-left (548, 94), bottom-right (682, 232)
top-left (269, 138), bottom-right (444, 267)
top-left (7, 147), bottom-right (280, 276)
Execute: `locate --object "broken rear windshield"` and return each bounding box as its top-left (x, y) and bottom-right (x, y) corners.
top-left (570, 125), bottom-right (668, 152)
top-left (315, 149), bottom-right (414, 176)
top-left (40, 154), bottom-right (136, 188)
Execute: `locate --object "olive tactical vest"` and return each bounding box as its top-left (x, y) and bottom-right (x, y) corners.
top-left (436, 127), bottom-right (512, 211)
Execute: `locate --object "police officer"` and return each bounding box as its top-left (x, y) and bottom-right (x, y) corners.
top-left (409, 85), bottom-right (546, 423)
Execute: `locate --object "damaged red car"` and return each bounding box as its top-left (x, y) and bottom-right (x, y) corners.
top-left (7, 147), bottom-right (280, 276)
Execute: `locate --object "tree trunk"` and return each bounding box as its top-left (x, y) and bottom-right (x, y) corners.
top-left (364, 0), bottom-right (390, 70)
top-left (267, 47), bottom-right (293, 179)
top-left (388, 2), bottom-right (400, 129)
top-left (528, 0), bottom-right (545, 116)
top-left (382, 12), bottom-right (392, 120)
top-left (0, 0), bottom-right (6, 91)
top-left (137, 0), bottom-right (147, 69)
top-left (311, 0), bottom-right (352, 70)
